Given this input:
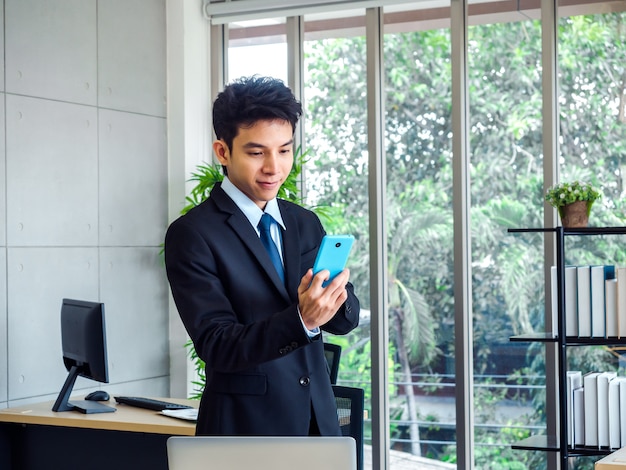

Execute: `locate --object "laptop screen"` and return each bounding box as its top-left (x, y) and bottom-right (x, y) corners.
top-left (167, 436), bottom-right (356, 470)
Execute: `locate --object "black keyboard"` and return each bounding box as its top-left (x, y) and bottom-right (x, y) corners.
top-left (114, 396), bottom-right (193, 411)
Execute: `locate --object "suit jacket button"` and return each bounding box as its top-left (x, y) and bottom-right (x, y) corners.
top-left (299, 376), bottom-right (310, 386)
top-left (279, 348), bottom-right (287, 355)
top-left (290, 342), bottom-right (298, 348)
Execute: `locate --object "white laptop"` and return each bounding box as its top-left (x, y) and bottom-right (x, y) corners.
top-left (167, 436), bottom-right (357, 470)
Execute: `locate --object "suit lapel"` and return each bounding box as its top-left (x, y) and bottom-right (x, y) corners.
top-left (211, 184), bottom-right (290, 299)
top-left (279, 201), bottom-right (301, 302)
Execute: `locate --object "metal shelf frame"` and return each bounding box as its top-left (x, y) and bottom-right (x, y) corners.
top-left (508, 226), bottom-right (626, 467)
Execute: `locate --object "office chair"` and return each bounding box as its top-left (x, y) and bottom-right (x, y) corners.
top-left (333, 385), bottom-right (364, 470)
top-left (323, 342), bottom-right (342, 384)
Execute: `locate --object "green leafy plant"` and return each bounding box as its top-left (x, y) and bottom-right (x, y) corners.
top-left (544, 180), bottom-right (601, 216)
top-left (185, 338), bottom-right (206, 399)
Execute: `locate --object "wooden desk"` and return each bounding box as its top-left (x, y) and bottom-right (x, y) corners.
top-left (0, 397), bottom-right (197, 470)
top-left (596, 447), bottom-right (626, 469)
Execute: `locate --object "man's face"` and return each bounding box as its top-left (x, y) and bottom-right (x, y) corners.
top-left (214, 119), bottom-right (294, 210)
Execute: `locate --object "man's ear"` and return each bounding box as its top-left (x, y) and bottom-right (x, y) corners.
top-left (213, 140), bottom-right (229, 165)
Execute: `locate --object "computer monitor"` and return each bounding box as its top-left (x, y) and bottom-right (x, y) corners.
top-left (52, 298), bottom-right (115, 414)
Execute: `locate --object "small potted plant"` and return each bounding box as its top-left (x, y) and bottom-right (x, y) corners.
top-left (545, 180), bottom-right (601, 227)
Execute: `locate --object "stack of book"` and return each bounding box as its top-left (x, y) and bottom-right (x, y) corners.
top-left (567, 370), bottom-right (626, 449)
top-left (552, 265), bottom-right (626, 337)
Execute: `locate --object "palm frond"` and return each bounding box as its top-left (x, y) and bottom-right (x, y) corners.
top-left (391, 278), bottom-right (439, 365)
top-left (498, 244), bottom-right (543, 334)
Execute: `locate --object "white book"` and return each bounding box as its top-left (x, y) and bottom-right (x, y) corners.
top-left (609, 377), bottom-right (625, 449)
top-left (617, 267), bottom-right (626, 337)
top-left (591, 266), bottom-right (606, 337)
top-left (598, 372), bottom-right (617, 447)
top-left (621, 380), bottom-right (626, 447)
top-left (606, 278), bottom-right (618, 337)
top-left (565, 266), bottom-right (578, 337)
top-left (574, 387), bottom-right (585, 446)
top-left (591, 266), bottom-right (616, 337)
top-left (567, 371), bottom-right (583, 446)
top-left (584, 372), bottom-right (601, 446)
top-left (577, 266), bottom-right (591, 337)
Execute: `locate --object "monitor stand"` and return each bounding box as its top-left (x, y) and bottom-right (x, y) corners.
top-left (52, 365), bottom-right (115, 414)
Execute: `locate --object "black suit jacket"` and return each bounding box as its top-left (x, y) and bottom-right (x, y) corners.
top-left (165, 183), bottom-right (360, 435)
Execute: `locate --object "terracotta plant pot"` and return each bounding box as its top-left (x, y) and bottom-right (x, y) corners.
top-left (559, 200), bottom-right (589, 228)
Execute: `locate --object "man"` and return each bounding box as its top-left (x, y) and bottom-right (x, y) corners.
top-left (164, 76), bottom-right (360, 436)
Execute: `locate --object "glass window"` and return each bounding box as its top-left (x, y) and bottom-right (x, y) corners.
top-left (303, 8), bottom-right (372, 468)
top-left (382, 6), bottom-right (456, 468)
top-left (468, 16), bottom-right (548, 469)
top-left (558, 9), bottom-right (626, 220)
top-left (228, 19), bottom-right (288, 82)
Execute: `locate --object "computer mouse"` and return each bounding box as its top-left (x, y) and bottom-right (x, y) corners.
top-left (85, 390), bottom-right (110, 401)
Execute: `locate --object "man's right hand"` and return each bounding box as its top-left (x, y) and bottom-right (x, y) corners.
top-left (297, 268), bottom-right (350, 331)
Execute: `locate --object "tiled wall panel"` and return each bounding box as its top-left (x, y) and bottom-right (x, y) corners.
top-left (99, 110), bottom-right (167, 247)
top-left (6, 96), bottom-right (98, 246)
top-left (100, 247), bottom-right (169, 383)
top-left (7, 247), bottom-right (99, 399)
top-left (0, 2), bottom-right (5, 92)
top-left (5, 0), bottom-right (97, 105)
top-left (0, 93), bottom-right (5, 247)
top-left (2, 0), bottom-right (168, 406)
top-left (0, 249), bottom-right (7, 404)
top-left (98, 0), bottom-right (166, 116)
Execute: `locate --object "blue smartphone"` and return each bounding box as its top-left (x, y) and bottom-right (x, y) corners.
top-left (312, 235), bottom-right (355, 287)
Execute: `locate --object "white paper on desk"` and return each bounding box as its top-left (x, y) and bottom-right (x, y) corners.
top-left (161, 408), bottom-right (198, 422)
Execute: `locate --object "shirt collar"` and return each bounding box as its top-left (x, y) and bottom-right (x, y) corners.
top-left (220, 176), bottom-right (286, 230)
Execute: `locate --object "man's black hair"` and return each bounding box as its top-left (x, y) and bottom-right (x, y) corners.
top-left (212, 76), bottom-right (303, 151)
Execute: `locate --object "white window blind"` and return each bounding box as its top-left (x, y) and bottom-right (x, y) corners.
top-left (203, 0), bottom-right (452, 24)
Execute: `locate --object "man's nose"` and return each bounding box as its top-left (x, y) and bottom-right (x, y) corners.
top-left (263, 153), bottom-right (279, 173)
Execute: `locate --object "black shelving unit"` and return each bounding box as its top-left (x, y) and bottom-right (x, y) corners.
top-left (508, 226), bottom-right (626, 468)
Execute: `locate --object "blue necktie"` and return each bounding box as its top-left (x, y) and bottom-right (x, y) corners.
top-left (258, 213), bottom-right (284, 283)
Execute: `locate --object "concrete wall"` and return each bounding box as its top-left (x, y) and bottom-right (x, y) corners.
top-left (0, 0), bottom-right (170, 407)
